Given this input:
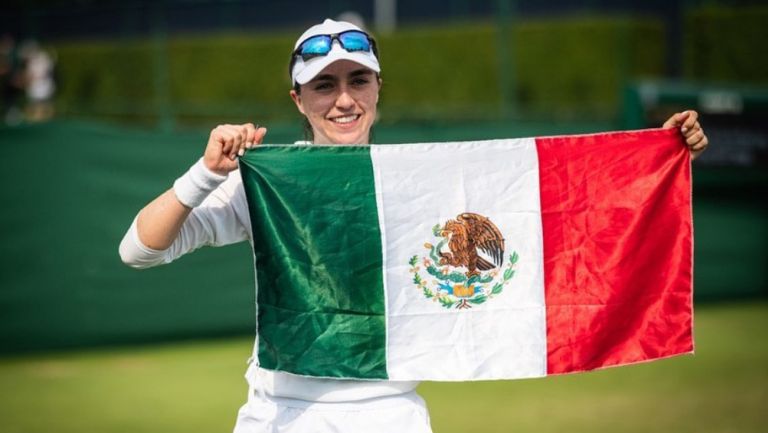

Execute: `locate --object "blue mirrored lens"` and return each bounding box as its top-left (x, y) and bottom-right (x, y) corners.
top-left (300, 35), bottom-right (332, 56)
top-left (338, 31), bottom-right (371, 52)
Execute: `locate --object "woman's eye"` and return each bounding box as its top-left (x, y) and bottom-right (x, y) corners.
top-left (314, 82), bottom-right (333, 91)
top-left (352, 78), bottom-right (369, 86)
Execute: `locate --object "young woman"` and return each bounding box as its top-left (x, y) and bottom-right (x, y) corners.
top-left (120, 18), bottom-right (708, 433)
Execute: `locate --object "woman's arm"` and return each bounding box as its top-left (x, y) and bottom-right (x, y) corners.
top-left (119, 123), bottom-right (265, 266)
top-left (135, 123), bottom-right (265, 250)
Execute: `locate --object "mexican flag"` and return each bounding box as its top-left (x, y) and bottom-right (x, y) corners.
top-left (238, 128), bottom-right (693, 381)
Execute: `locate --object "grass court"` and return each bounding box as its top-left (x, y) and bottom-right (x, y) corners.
top-left (1, 301), bottom-right (765, 433)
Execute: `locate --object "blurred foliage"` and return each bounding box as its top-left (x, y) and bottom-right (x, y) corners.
top-left (53, 40), bottom-right (156, 114)
top-left (48, 6), bottom-right (766, 126)
top-left (51, 17), bottom-right (665, 125)
top-left (167, 33), bottom-right (297, 116)
top-left (511, 16), bottom-right (663, 117)
top-left (684, 5), bottom-right (768, 84)
top-left (379, 17), bottom-right (666, 120)
top-left (378, 24), bottom-right (501, 119)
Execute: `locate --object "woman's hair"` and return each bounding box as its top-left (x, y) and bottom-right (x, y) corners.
top-left (290, 81), bottom-right (312, 142)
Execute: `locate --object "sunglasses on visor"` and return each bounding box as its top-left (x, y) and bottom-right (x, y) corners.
top-left (292, 30), bottom-right (377, 61)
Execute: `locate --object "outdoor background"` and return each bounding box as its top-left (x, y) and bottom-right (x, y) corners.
top-left (1, 0), bottom-right (766, 432)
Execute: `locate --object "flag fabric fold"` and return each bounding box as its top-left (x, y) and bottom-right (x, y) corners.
top-left (239, 128), bottom-right (693, 381)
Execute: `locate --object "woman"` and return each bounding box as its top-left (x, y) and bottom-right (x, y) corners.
top-left (120, 18), bottom-right (708, 433)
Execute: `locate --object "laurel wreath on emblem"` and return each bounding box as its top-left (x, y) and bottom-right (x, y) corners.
top-left (408, 213), bottom-right (519, 310)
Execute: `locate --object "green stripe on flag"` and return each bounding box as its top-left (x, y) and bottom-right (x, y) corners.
top-left (239, 146), bottom-right (387, 379)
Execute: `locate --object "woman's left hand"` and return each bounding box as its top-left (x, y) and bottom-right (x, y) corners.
top-left (662, 110), bottom-right (709, 160)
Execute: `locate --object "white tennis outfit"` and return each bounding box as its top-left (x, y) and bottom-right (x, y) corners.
top-left (120, 167), bottom-right (432, 433)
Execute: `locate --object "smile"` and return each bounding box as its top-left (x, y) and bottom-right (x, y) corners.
top-left (329, 114), bottom-right (361, 124)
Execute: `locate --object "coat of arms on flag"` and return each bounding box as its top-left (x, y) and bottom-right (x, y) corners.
top-left (409, 213), bottom-right (519, 310)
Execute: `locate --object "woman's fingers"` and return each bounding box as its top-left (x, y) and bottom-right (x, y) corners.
top-left (661, 110), bottom-right (709, 160)
top-left (216, 124), bottom-right (246, 160)
top-left (230, 123), bottom-right (267, 157)
top-left (213, 126), bottom-right (232, 157)
top-left (686, 129), bottom-right (704, 146)
top-left (204, 123), bottom-right (268, 173)
top-left (242, 124), bottom-right (268, 151)
top-left (254, 126), bottom-right (267, 145)
top-left (662, 111), bottom-right (688, 129)
top-left (680, 110), bottom-right (698, 133)
top-left (244, 123), bottom-right (258, 150)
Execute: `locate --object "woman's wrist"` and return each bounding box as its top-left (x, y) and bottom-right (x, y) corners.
top-left (172, 157), bottom-right (229, 208)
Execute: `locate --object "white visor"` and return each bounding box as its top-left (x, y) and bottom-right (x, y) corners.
top-left (290, 19), bottom-right (381, 85)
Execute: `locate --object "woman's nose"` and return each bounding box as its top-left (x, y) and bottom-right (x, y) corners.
top-left (335, 89), bottom-right (355, 109)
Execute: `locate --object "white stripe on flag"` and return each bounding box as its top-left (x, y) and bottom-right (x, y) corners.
top-left (371, 139), bottom-right (548, 381)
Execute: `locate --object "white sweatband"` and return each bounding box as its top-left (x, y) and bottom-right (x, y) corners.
top-left (172, 158), bottom-right (228, 208)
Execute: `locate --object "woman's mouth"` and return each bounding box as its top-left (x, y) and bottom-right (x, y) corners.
top-left (329, 114), bottom-right (361, 125)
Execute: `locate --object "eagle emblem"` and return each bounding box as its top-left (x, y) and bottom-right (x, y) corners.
top-left (439, 213), bottom-right (505, 278)
top-left (408, 212), bottom-right (519, 310)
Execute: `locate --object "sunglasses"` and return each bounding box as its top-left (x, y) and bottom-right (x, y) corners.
top-left (292, 30), bottom-right (377, 62)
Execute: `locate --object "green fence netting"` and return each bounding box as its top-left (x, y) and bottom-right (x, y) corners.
top-left (0, 121), bottom-right (765, 355)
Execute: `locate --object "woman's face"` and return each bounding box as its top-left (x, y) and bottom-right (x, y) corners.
top-left (290, 60), bottom-right (380, 145)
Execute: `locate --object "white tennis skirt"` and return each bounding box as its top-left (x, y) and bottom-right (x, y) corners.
top-left (232, 389), bottom-right (432, 433)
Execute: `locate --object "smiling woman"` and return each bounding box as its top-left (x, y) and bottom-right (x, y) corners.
top-left (117, 16), bottom-right (709, 433)
top-left (288, 20), bottom-right (382, 145)
top-left (289, 61), bottom-right (381, 144)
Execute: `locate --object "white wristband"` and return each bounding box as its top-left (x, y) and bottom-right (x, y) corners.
top-left (172, 158), bottom-right (228, 208)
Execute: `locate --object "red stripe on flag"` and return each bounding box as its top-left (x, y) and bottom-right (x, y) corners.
top-left (536, 128), bottom-right (693, 375)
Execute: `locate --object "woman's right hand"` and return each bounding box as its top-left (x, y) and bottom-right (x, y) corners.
top-left (203, 123), bottom-right (267, 175)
